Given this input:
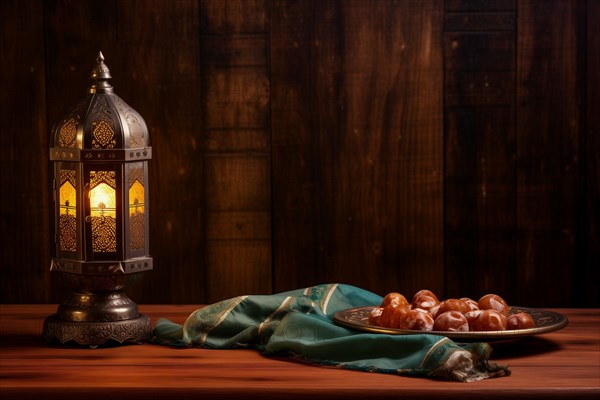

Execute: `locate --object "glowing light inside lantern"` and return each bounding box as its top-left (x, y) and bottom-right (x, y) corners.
top-left (59, 181), bottom-right (77, 216)
top-left (128, 180), bottom-right (144, 216)
top-left (90, 183), bottom-right (116, 218)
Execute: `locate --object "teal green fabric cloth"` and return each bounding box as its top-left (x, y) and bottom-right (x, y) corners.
top-left (153, 283), bottom-right (510, 382)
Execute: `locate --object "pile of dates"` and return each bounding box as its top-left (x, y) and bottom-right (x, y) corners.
top-left (369, 290), bottom-right (535, 332)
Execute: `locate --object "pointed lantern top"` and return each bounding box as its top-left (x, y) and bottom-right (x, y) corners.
top-left (89, 51), bottom-right (113, 94)
top-left (50, 51), bottom-right (150, 151)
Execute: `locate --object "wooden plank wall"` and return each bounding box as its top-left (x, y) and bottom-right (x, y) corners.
top-left (587, 0), bottom-right (600, 306)
top-left (516, 0), bottom-right (581, 307)
top-left (201, 0), bottom-right (272, 301)
top-left (270, 0), bottom-right (444, 297)
top-left (0, 0), bottom-right (53, 302)
top-left (444, 0), bottom-right (517, 302)
top-left (0, 0), bottom-right (598, 307)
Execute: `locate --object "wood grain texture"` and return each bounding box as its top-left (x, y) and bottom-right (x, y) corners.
top-left (0, 0), bottom-right (51, 303)
top-left (0, 0), bottom-right (597, 307)
top-left (445, 0), bottom-right (516, 12)
top-left (200, 0), bottom-right (268, 34)
top-left (445, 70), bottom-right (514, 106)
top-left (202, 0), bottom-right (272, 302)
top-left (269, 0), bottom-right (326, 292)
top-left (444, 12), bottom-right (515, 32)
top-left (584, 0), bottom-right (600, 306)
top-left (445, 108), bottom-right (516, 300)
top-left (443, 4), bottom-right (517, 302)
top-left (1, 305), bottom-right (599, 399)
top-left (444, 32), bottom-right (515, 71)
top-left (516, 0), bottom-right (581, 307)
top-left (203, 67), bottom-right (269, 129)
top-left (271, 0), bottom-right (444, 297)
top-left (113, 0), bottom-right (204, 304)
top-left (43, 0), bottom-right (118, 124)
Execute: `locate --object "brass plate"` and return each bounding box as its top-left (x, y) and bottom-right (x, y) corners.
top-left (333, 306), bottom-right (568, 340)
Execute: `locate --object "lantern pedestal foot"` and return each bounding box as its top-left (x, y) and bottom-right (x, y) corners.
top-left (42, 314), bottom-right (152, 347)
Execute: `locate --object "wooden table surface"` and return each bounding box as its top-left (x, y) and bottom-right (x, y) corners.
top-left (1, 305), bottom-right (599, 399)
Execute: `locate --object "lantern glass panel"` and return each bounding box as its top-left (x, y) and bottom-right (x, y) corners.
top-left (89, 170), bottom-right (117, 253)
top-left (128, 179), bottom-right (145, 251)
top-left (58, 169), bottom-right (77, 253)
top-left (129, 181), bottom-right (144, 216)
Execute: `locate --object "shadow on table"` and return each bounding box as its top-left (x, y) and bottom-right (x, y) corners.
top-left (489, 336), bottom-right (563, 359)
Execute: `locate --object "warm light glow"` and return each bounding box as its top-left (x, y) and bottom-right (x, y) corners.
top-left (58, 174), bottom-right (77, 252)
top-left (59, 181), bottom-right (77, 216)
top-left (129, 180), bottom-right (144, 216)
top-left (90, 183), bottom-right (116, 218)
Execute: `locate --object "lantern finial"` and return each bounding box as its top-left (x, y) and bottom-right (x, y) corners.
top-left (89, 50), bottom-right (113, 93)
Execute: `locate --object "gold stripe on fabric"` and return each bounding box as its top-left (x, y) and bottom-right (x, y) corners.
top-left (258, 296), bottom-right (294, 335)
top-left (321, 283), bottom-right (339, 314)
top-left (198, 295), bottom-right (248, 344)
top-left (418, 336), bottom-right (451, 369)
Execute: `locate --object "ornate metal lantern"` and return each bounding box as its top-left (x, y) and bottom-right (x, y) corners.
top-left (43, 52), bottom-right (153, 346)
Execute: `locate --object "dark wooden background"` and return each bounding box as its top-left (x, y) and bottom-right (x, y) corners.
top-left (1, 0), bottom-right (598, 307)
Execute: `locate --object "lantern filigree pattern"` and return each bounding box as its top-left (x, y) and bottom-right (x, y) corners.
top-left (92, 119), bottom-right (116, 148)
top-left (90, 96), bottom-right (116, 149)
top-left (44, 51), bottom-right (153, 347)
top-left (59, 118), bottom-right (78, 148)
top-left (58, 102), bottom-right (86, 148)
top-left (114, 95), bottom-right (145, 148)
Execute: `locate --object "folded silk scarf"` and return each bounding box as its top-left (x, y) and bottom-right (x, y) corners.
top-left (153, 283), bottom-right (510, 382)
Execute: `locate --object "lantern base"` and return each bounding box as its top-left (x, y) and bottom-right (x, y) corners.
top-left (42, 314), bottom-right (152, 348)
